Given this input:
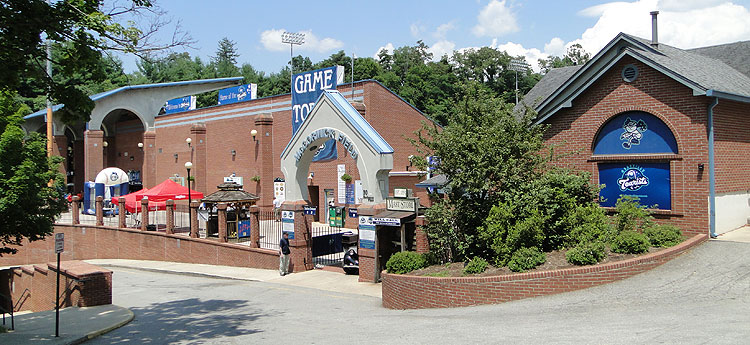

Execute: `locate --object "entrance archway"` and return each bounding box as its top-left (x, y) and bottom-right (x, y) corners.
top-left (280, 90), bottom-right (394, 205)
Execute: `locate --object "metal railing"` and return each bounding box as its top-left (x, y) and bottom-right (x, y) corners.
top-left (258, 210), bottom-right (283, 250)
top-left (0, 291), bottom-right (16, 330)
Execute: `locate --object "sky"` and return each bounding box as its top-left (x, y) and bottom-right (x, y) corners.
top-left (118, 0), bottom-right (750, 74)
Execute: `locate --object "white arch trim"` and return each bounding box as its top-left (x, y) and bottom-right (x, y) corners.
top-left (280, 90), bottom-right (394, 204)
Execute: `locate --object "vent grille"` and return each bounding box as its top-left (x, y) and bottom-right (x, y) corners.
top-left (622, 64), bottom-right (638, 82)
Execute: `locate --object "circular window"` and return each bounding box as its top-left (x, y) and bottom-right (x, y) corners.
top-left (622, 64), bottom-right (638, 82)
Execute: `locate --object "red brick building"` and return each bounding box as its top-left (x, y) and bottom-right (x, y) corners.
top-left (522, 32), bottom-right (750, 236)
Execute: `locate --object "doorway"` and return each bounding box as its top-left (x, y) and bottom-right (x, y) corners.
top-left (308, 185), bottom-right (320, 222)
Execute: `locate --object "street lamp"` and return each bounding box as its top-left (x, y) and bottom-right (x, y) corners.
top-left (281, 31), bottom-right (305, 92)
top-left (185, 161), bottom-right (193, 233)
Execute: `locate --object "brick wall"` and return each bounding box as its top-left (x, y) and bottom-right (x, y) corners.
top-left (543, 57), bottom-right (711, 235)
top-left (382, 234), bottom-right (706, 309)
top-left (713, 99), bottom-right (750, 194)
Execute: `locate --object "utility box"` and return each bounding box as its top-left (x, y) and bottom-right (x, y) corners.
top-left (329, 206), bottom-right (345, 227)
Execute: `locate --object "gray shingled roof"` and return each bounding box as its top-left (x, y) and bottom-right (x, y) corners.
top-left (689, 41), bottom-right (750, 78)
top-left (518, 65), bottom-right (582, 111)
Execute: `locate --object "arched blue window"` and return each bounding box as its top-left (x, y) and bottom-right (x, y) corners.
top-left (593, 111), bottom-right (677, 155)
top-left (596, 111), bottom-right (677, 210)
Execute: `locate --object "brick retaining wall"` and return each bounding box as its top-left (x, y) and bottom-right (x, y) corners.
top-left (382, 234), bottom-right (706, 309)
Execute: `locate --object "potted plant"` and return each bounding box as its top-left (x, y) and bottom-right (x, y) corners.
top-left (250, 175), bottom-right (261, 183)
top-left (340, 173), bottom-right (352, 183)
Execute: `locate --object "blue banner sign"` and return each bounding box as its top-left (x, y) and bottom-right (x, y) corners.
top-left (345, 183), bottom-right (355, 204)
top-left (348, 208), bottom-right (358, 218)
top-left (593, 111), bottom-right (678, 155)
top-left (218, 84), bottom-right (257, 105)
top-left (238, 220), bottom-right (251, 238)
top-left (291, 65), bottom-right (344, 162)
top-left (599, 162), bottom-right (671, 209)
top-left (164, 96), bottom-right (196, 114)
top-left (303, 206), bottom-right (317, 215)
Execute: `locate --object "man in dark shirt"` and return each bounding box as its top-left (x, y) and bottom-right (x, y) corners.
top-left (279, 232), bottom-right (291, 276)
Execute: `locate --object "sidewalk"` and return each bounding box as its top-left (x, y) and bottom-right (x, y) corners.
top-left (84, 259), bottom-right (383, 298)
top-left (1, 304), bottom-right (133, 345)
top-left (713, 225), bottom-right (750, 243)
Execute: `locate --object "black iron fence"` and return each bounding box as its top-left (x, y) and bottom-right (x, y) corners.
top-left (258, 210), bottom-right (283, 250)
top-left (311, 224), bottom-right (358, 267)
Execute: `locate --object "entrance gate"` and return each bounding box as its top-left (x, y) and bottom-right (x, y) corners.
top-left (311, 223), bottom-right (345, 267)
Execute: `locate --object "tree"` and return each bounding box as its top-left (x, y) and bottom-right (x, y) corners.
top-left (538, 43), bottom-right (591, 74)
top-left (210, 37), bottom-right (240, 78)
top-left (0, 90), bottom-right (67, 255)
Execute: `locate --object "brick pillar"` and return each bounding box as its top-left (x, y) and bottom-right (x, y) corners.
top-left (217, 203), bottom-right (228, 243)
top-left (84, 129), bottom-right (104, 182)
top-left (141, 198), bottom-right (149, 231)
top-left (95, 196), bottom-right (104, 226)
top-left (142, 131), bottom-right (157, 188)
top-left (190, 123), bottom-right (207, 194)
top-left (118, 197), bottom-right (126, 228)
top-left (165, 199), bottom-right (174, 234)
top-left (249, 205), bottom-right (260, 248)
top-left (71, 196), bottom-right (80, 225)
top-left (255, 114), bottom-right (274, 208)
top-left (357, 203), bottom-right (387, 283)
top-left (415, 216), bottom-right (429, 254)
top-left (190, 201), bottom-right (199, 238)
top-left (282, 201), bottom-right (313, 272)
top-left (53, 135), bottom-right (68, 175)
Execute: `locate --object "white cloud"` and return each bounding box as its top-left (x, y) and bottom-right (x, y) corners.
top-left (570, 0), bottom-right (750, 56)
top-left (544, 37), bottom-right (566, 56)
top-left (373, 42), bottom-right (394, 60)
top-left (260, 29), bottom-right (344, 53)
top-left (434, 22), bottom-right (456, 39)
top-left (472, 0), bottom-right (519, 37)
top-left (410, 23), bottom-right (426, 38)
top-left (495, 41), bottom-right (548, 73)
top-left (428, 40), bottom-right (456, 60)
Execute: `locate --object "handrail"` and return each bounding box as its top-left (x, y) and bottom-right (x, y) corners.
top-left (0, 290), bottom-right (15, 331)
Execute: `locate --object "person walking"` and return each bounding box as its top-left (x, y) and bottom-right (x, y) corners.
top-left (279, 232), bottom-right (291, 276)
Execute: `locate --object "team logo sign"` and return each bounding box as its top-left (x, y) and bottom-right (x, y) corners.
top-left (618, 165), bottom-right (650, 191)
top-left (620, 117), bottom-right (647, 149)
top-left (109, 172), bottom-right (119, 182)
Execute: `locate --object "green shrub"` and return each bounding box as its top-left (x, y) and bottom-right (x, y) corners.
top-left (610, 231), bottom-right (650, 254)
top-left (463, 257), bottom-right (489, 275)
top-left (644, 224), bottom-right (683, 247)
top-left (566, 242), bottom-right (606, 265)
top-left (385, 251), bottom-right (427, 274)
top-left (613, 196), bottom-right (653, 234)
top-left (567, 205), bottom-right (613, 246)
top-left (479, 202), bottom-right (545, 266)
top-left (507, 247), bottom-right (546, 272)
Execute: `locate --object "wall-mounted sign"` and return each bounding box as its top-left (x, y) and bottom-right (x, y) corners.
top-left (282, 210), bottom-right (295, 239)
top-left (346, 183), bottom-right (355, 205)
top-left (348, 208), bottom-right (358, 218)
top-left (164, 96), bottom-right (196, 114)
top-left (599, 162), bottom-right (671, 210)
top-left (292, 66), bottom-right (345, 162)
top-left (293, 128), bottom-right (358, 163)
top-left (337, 164), bottom-right (346, 204)
top-left (238, 220), bottom-right (251, 238)
top-left (274, 181), bottom-right (286, 202)
top-left (303, 206), bottom-right (317, 215)
top-left (359, 216), bottom-right (375, 249)
top-left (218, 84), bottom-right (257, 105)
top-left (371, 217), bottom-right (401, 227)
top-left (593, 111), bottom-right (678, 155)
top-left (394, 188), bottom-right (408, 198)
top-left (386, 197), bottom-right (418, 213)
top-left (223, 176), bottom-right (243, 186)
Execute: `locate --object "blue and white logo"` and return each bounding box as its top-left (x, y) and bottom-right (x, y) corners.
top-left (618, 165), bottom-right (650, 191)
top-left (620, 117), bottom-right (647, 149)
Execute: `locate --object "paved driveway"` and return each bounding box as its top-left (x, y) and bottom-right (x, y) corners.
top-left (89, 240), bottom-right (750, 344)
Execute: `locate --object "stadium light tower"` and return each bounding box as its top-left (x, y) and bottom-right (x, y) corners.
top-left (509, 59), bottom-right (530, 105)
top-left (281, 31), bottom-right (306, 93)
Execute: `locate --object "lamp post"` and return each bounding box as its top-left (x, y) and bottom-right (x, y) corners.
top-left (185, 161), bottom-right (193, 233)
top-left (281, 31), bottom-right (305, 92)
top-left (509, 59), bottom-right (530, 105)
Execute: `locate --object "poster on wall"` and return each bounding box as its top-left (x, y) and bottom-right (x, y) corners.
top-left (345, 183), bottom-right (355, 204)
top-left (218, 84), bottom-right (257, 105)
top-left (164, 96), bottom-right (196, 114)
top-left (274, 181), bottom-right (286, 202)
top-left (355, 180), bottom-right (363, 204)
top-left (291, 65), bottom-right (345, 162)
top-left (598, 162), bottom-right (671, 210)
top-left (282, 210), bottom-right (295, 239)
top-left (337, 164), bottom-right (346, 204)
top-left (359, 216), bottom-right (375, 249)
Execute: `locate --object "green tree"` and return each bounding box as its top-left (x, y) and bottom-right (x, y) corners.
top-left (538, 43), bottom-right (591, 74)
top-left (210, 37), bottom-right (240, 78)
top-left (0, 91), bottom-right (67, 255)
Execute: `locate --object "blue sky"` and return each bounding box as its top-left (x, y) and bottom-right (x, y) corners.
top-left (119, 0), bottom-right (750, 74)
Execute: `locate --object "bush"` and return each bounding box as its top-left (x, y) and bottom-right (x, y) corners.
top-left (479, 202), bottom-right (545, 266)
top-left (644, 224), bottom-right (683, 247)
top-left (613, 196), bottom-right (653, 234)
top-left (463, 257), bottom-right (489, 275)
top-left (567, 205), bottom-right (613, 246)
top-left (610, 231), bottom-right (650, 254)
top-left (507, 247), bottom-right (546, 272)
top-left (385, 251), bottom-right (427, 274)
top-left (566, 242), bottom-right (606, 265)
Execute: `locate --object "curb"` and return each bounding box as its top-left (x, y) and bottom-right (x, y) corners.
top-left (68, 308), bottom-right (134, 345)
top-left (94, 263), bottom-right (265, 282)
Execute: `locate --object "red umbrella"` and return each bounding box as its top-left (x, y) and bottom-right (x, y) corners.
top-left (112, 188), bottom-right (167, 213)
top-left (136, 179), bottom-right (204, 203)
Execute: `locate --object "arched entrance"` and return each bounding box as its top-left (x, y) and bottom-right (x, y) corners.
top-left (100, 109), bottom-right (146, 191)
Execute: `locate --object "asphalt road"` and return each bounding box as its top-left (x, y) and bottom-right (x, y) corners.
top-left (89, 240), bottom-right (750, 344)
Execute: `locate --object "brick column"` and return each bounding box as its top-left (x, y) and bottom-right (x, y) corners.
top-left (142, 131), bottom-right (157, 188)
top-left (190, 201), bottom-right (199, 238)
top-left (415, 216), bottom-right (429, 254)
top-left (282, 201), bottom-right (313, 272)
top-left (53, 135), bottom-right (68, 175)
top-left (357, 203), bottom-right (387, 283)
top-left (83, 129), bottom-right (104, 182)
top-left (190, 123), bottom-right (207, 194)
top-left (118, 197), bottom-right (126, 228)
top-left (249, 205), bottom-right (260, 248)
top-left (254, 114), bottom-right (274, 207)
top-left (217, 203), bottom-right (228, 243)
top-left (141, 198), bottom-right (149, 231)
top-left (71, 196), bottom-right (80, 225)
top-left (95, 196), bottom-right (104, 226)
top-left (165, 199), bottom-right (174, 234)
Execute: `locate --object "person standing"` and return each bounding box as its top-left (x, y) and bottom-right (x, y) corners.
top-left (279, 232), bottom-right (291, 276)
top-left (273, 197), bottom-right (282, 222)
